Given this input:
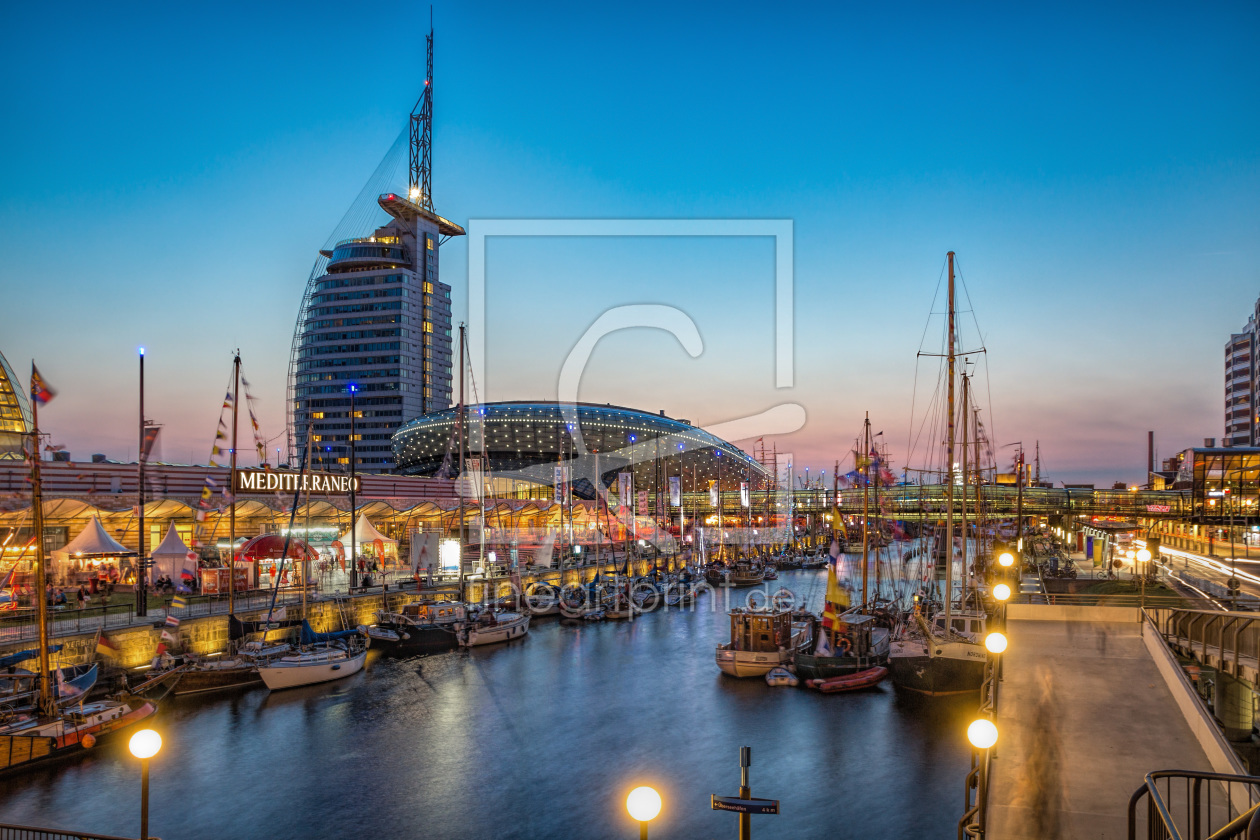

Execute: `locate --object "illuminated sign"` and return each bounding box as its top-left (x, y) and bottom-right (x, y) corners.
top-left (234, 469), bottom-right (360, 495)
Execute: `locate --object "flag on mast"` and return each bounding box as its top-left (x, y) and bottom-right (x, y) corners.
top-left (30, 365), bottom-right (56, 406)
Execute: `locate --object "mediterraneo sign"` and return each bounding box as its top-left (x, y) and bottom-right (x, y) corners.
top-left (234, 469), bottom-right (360, 495)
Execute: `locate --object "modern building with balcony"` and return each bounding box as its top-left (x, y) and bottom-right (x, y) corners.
top-left (291, 194), bottom-right (464, 472)
top-left (1226, 308), bottom-right (1258, 447)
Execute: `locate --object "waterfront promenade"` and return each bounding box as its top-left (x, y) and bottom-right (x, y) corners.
top-left (986, 607), bottom-right (1243, 839)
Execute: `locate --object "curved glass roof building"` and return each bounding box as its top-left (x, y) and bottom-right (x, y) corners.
top-left (0, 350), bottom-right (31, 460)
top-left (392, 401), bottom-right (770, 497)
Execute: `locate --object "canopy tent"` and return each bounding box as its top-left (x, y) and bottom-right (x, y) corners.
top-left (150, 523), bottom-right (197, 583)
top-left (335, 514), bottom-right (397, 557)
top-left (57, 516), bottom-right (134, 558)
top-left (50, 516), bottom-right (136, 585)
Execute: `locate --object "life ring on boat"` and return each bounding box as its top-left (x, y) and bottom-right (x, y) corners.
top-left (81, 733), bottom-right (96, 749)
top-left (836, 636), bottom-right (853, 656)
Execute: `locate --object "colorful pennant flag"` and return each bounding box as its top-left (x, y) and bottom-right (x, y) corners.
top-left (30, 364), bottom-right (56, 406)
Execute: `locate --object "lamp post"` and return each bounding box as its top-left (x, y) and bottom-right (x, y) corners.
top-left (626, 786), bottom-right (661, 840)
top-left (129, 729), bottom-right (162, 840)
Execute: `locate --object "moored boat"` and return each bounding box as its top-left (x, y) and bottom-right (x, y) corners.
top-left (793, 613), bottom-right (890, 681)
top-left (257, 622), bottom-right (369, 691)
top-left (765, 666), bottom-right (798, 687)
top-left (716, 607), bottom-right (814, 678)
top-left (807, 665), bottom-right (888, 693)
top-left (370, 601), bottom-right (463, 655)
top-left (457, 609), bottom-right (530, 646)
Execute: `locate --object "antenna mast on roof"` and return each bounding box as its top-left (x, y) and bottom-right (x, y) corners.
top-left (409, 8), bottom-right (435, 212)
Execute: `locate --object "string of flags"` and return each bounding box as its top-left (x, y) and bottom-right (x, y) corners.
top-left (240, 374), bottom-right (269, 465)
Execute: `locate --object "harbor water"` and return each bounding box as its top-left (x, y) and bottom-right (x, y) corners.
top-left (0, 568), bottom-right (977, 839)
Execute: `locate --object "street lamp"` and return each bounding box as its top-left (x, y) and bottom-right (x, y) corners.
top-left (129, 729), bottom-right (162, 840)
top-left (984, 631), bottom-right (1008, 653)
top-left (992, 583), bottom-right (1011, 601)
top-left (626, 785), bottom-right (661, 839)
top-left (997, 552), bottom-right (1014, 568)
top-left (968, 719), bottom-right (998, 749)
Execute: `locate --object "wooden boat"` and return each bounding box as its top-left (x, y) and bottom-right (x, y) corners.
top-left (457, 609), bottom-right (530, 646)
top-left (765, 667), bottom-right (798, 687)
top-left (716, 607), bottom-right (814, 678)
top-left (807, 665), bottom-right (888, 693)
top-left (729, 560), bottom-right (766, 587)
top-left (793, 613), bottom-right (890, 681)
top-left (0, 697), bottom-right (158, 773)
top-left (370, 602), bottom-right (463, 655)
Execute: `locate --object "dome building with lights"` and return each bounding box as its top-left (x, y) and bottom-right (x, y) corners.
top-left (392, 401), bottom-right (772, 497)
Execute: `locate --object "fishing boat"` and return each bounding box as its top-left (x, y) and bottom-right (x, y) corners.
top-left (456, 608), bottom-right (530, 646)
top-left (257, 623), bottom-right (369, 690)
top-left (730, 559), bottom-right (766, 587)
top-left (370, 601), bottom-right (463, 654)
top-left (716, 606), bottom-right (814, 678)
top-left (793, 613), bottom-right (890, 680)
top-left (888, 252), bottom-right (989, 697)
top-left (807, 665), bottom-right (888, 694)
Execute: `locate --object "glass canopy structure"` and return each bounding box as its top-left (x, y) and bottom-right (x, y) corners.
top-left (0, 350), bottom-right (31, 460)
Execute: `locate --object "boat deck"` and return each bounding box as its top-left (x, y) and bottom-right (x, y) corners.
top-left (986, 616), bottom-right (1217, 839)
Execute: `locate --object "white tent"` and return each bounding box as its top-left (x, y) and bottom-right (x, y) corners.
top-left (58, 516), bottom-right (133, 557)
top-left (51, 516), bottom-right (135, 584)
top-left (151, 523), bottom-right (197, 582)
top-left (336, 514), bottom-right (397, 558)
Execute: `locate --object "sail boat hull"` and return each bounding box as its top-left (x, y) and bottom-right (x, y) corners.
top-left (887, 639), bottom-right (986, 696)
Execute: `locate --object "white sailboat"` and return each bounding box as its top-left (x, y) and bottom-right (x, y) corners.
top-left (257, 640), bottom-right (368, 690)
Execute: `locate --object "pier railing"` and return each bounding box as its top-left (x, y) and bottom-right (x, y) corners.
top-left (1127, 770), bottom-right (1260, 839)
top-left (1147, 606), bottom-right (1260, 678)
top-left (0, 824), bottom-right (145, 840)
top-left (959, 624), bottom-right (1001, 839)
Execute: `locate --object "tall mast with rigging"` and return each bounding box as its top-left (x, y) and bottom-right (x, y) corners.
top-left (28, 381), bottom-right (54, 718)
top-left (229, 352), bottom-right (240, 618)
top-left (942, 251), bottom-right (957, 626)
top-left (861, 414), bottom-right (871, 607)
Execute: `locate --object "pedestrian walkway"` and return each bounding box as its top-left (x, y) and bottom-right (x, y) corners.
top-left (986, 613), bottom-right (1227, 839)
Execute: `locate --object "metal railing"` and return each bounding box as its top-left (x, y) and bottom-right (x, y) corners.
top-left (1128, 770), bottom-right (1260, 839)
top-left (959, 625), bottom-right (1002, 839)
top-left (1147, 606), bottom-right (1260, 677)
top-left (0, 824), bottom-right (143, 840)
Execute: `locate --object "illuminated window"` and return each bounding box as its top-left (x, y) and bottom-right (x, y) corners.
top-left (426, 236), bottom-right (434, 251)
top-left (312, 412), bottom-right (325, 419)
top-left (423, 321), bottom-right (433, 333)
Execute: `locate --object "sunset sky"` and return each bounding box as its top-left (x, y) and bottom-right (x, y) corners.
top-left (2, 1), bottom-right (1257, 485)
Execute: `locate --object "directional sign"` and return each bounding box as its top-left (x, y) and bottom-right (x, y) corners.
top-left (711, 795), bottom-right (780, 815)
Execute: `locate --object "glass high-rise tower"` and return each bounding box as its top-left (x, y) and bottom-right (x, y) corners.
top-left (292, 194), bottom-right (464, 472)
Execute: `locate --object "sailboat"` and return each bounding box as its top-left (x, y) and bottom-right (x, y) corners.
top-left (888, 252), bottom-right (988, 696)
top-left (0, 365), bottom-right (156, 772)
top-left (257, 622), bottom-right (368, 690)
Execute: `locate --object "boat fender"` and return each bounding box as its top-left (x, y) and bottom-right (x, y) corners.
top-left (331, 664), bottom-right (341, 670)
top-left (81, 733), bottom-right (96, 749)
top-left (401, 632), bottom-right (411, 640)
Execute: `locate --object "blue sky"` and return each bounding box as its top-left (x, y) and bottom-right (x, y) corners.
top-left (1, 1), bottom-right (1257, 484)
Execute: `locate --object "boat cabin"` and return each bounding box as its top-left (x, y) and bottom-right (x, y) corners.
top-left (401, 602), bottom-right (464, 626)
top-left (831, 613), bottom-right (880, 656)
top-left (931, 610), bottom-right (986, 641)
top-left (727, 608), bottom-right (792, 652)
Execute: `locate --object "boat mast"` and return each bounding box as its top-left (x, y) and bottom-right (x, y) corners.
top-left (303, 420), bottom-right (313, 619)
top-left (943, 251), bottom-right (957, 626)
top-left (229, 352), bottom-right (240, 618)
top-left (457, 324), bottom-right (466, 600)
top-left (29, 395), bottom-right (54, 718)
top-left (960, 367), bottom-right (971, 605)
top-left (861, 414), bottom-right (870, 607)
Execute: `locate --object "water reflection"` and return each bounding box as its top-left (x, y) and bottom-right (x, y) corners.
top-left (0, 570), bottom-right (976, 839)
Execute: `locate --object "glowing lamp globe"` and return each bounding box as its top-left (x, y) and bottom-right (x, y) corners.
top-left (627, 786), bottom-right (662, 822)
top-left (128, 729), bottom-right (162, 760)
top-left (985, 632), bottom-right (1008, 653)
top-left (967, 719), bottom-right (998, 749)
top-left (998, 552), bottom-right (1014, 568)
top-left (1137, 548), bottom-right (1152, 564)
top-left (992, 583), bottom-right (1012, 601)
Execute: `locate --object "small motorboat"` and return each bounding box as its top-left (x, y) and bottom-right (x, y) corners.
top-left (457, 609), bottom-right (530, 646)
top-left (807, 665), bottom-right (888, 694)
top-left (765, 667), bottom-right (798, 687)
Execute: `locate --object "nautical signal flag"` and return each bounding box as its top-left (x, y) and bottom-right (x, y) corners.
top-left (170, 595), bottom-right (187, 611)
top-left (29, 365), bottom-right (55, 406)
top-left (96, 634), bottom-right (118, 658)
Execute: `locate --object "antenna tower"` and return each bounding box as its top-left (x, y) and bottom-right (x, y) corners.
top-left (409, 12), bottom-right (434, 212)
